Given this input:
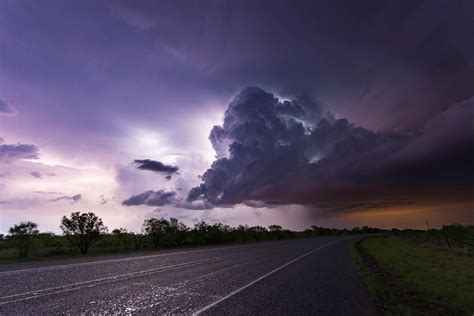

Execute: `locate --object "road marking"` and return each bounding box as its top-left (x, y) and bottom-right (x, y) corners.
top-left (0, 244), bottom-right (257, 275)
top-left (0, 255), bottom-right (237, 305)
top-left (192, 239), bottom-right (342, 315)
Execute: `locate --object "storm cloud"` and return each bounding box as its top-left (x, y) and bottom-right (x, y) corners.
top-left (133, 159), bottom-right (179, 178)
top-left (122, 190), bottom-right (176, 206)
top-left (0, 142), bottom-right (39, 163)
top-left (188, 87), bottom-right (474, 208)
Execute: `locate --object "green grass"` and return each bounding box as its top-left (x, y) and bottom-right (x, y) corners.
top-left (353, 235), bottom-right (474, 315)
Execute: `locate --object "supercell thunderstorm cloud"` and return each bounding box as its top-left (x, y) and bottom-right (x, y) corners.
top-left (188, 88), bottom-right (474, 209)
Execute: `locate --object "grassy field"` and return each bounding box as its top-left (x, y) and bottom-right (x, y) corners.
top-left (353, 235), bottom-right (474, 315)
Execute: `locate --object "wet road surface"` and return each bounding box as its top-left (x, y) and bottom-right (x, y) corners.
top-left (0, 236), bottom-right (378, 315)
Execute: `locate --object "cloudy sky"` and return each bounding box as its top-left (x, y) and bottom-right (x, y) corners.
top-left (1, 0), bottom-right (473, 233)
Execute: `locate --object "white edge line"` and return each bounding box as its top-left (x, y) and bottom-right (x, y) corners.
top-left (193, 239), bottom-right (342, 315)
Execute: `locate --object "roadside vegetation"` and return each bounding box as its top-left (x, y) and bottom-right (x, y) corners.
top-left (353, 225), bottom-right (474, 315)
top-left (0, 211), bottom-right (384, 263)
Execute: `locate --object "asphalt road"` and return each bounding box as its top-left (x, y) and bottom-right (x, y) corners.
top-left (0, 236), bottom-right (378, 315)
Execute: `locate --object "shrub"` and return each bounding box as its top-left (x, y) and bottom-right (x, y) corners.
top-left (60, 212), bottom-right (107, 254)
top-left (8, 221), bottom-right (39, 258)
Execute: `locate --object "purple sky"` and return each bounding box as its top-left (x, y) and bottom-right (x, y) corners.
top-left (1, 0), bottom-right (473, 233)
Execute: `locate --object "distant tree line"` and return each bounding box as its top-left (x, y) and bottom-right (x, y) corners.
top-left (5, 211), bottom-right (464, 259)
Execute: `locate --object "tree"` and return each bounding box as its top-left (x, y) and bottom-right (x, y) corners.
top-left (192, 221), bottom-right (210, 244)
top-left (60, 212), bottom-right (107, 254)
top-left (268, 224), bottom-right (284, 239)
top-left (38, 232), bottom-right (56, 247)
top-left (250, 226), bottom-right (268, 241)
top-left (206, 223), bottom-right (228, 244)
top-left (130, 232), bottom-right (145, 250)
top-left (111, 228), bottom-right (127, 251)
top-left (164, 218), bottom-right (188, 247)
top-left (0, 234), bottom-right (5, 251)
top-left (8, 221), bottom-right (39, 258)
top-left (143, 218), bottom-right (170, 249)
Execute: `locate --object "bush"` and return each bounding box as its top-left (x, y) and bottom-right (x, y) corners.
top-left (60, 212), bottom-right (107, 254)
top-left (8, 222), bottom-right (39, 258)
